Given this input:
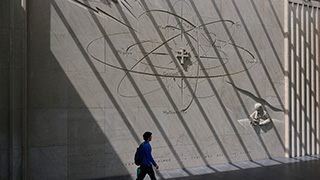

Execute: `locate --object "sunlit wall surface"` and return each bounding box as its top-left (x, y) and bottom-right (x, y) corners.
top-left (29, 0), bottom-right (285, 178)
top-left (2, 0), bottom-right (320, 179)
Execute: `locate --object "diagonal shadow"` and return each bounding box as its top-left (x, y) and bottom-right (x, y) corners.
top-left (157, 0), bottom-right (240, 167)
top-left (25, 0), bottom-right (320, 179)
top-left (72, 0), bottom-right (207, 176)
top-left (225, 0), bottom-right (286, 153)
top-left (288, 2), bottom-right (320, 156)
top-left (311, 6), bottom-right (319, 154)
top-left (249, 0), bottom-right (285, 110)
top-left (49, 1), bottom-right (139, 178)
top-left (64, 0), bottom-right (235, 177)
top-left (114, 1), bottom-right (213, 173)
top-left (72, 0), bottom-right (143, 142)
top-left (211, 0), bottom-right (277, 159)
top-left (295, 3), bottom-right (304, 156)
top-left (192, 0), bottom-right (289, 163)
top-left (246, 0), bottom-right (288, 151)
top-left (287, 1), bottom-right (295, 157)
top-left (302, 4), bottom-right (320, 155)
top-left (51, 1), bottom-right (141, 143)
top-left (163, 0), bottom-right (254, 166)
top-left (164, 0), bottom-right (286, 167)
top-left (268, 0), bottom-right (285, 36)
top-left (27, 0), bottom-right (131, 179)
top-left (186, 0), bottom-right (261, 161)
top-left (132, 0), bottom-right (260, 170)
top-left (288, 2), bottom-right (315, 157)
top-left (264, 0), bottom-right (286, 74)
top-left (290, 3), bottom-right (299, 157)
top-left (138, 0), bottom-right (220, 165)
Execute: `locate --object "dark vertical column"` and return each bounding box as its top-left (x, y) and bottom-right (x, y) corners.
top-left (0, 0), bottom-right (10, 179)
top-left (318, 6), bottom-right (320, 155)
top-left (7, 0), bottom-right (26, 179)
top-left (22, 0), bottom-right (27, 179)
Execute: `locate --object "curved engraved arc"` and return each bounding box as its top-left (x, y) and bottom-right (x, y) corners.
top-left (87, 35), bottom-right (257, 78)
top-left (138, 9), bottom-right (197, 28)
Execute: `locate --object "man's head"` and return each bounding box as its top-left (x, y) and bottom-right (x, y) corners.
top-left (143, 131), bottom-right (152, 141)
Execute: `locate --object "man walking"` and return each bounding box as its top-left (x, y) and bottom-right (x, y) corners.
top-left (137, 131), bottom-right (159, 180)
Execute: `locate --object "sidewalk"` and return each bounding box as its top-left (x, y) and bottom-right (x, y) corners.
top-left (102, 154), bottom-right (320, 180)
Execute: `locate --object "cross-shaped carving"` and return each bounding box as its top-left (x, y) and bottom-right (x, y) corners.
top-left (176, 48), bottom-right (189, 65)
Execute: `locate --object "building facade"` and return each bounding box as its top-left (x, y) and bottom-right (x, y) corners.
top-left (1, 0), bottom-right (319, 179)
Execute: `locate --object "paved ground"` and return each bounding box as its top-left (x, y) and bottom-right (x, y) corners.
top-left (95, 154), bottom-right (320, 180)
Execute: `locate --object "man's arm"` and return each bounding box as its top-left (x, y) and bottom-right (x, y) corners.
top-left (145, 144), bottom-right (157, 167)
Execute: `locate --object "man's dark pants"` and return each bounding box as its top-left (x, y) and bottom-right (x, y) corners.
top-left (136, 164), bottom-right (156, 180)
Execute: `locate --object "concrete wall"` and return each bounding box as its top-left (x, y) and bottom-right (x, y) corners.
top-left (0, 0), bottom-right (289, 179)
top-left (26, 0), bottom-right (286, 179)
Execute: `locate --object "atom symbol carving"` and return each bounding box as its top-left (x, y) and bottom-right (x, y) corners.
top-left (72, 0), bottom-right (258, 111)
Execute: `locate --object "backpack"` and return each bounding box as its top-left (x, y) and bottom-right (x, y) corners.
top-left (134, 142), bottom-right (145, 166)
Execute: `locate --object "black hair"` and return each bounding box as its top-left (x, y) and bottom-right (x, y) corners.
top-left (143, 131), bottom-right (152, 141)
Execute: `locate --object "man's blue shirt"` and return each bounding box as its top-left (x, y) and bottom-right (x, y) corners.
top-left (142, 141), bottom-right (157, 167)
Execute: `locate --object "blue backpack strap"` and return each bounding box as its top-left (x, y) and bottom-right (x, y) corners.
top-left (141, 141), bottom-right (146, 147)
top-left (140, 142), bottom-right (145, 157)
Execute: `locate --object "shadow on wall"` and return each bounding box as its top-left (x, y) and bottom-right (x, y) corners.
top-left (27, 0), bottom-right (129, 179)
top-left (27, 0), bottom-right (287, 179)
